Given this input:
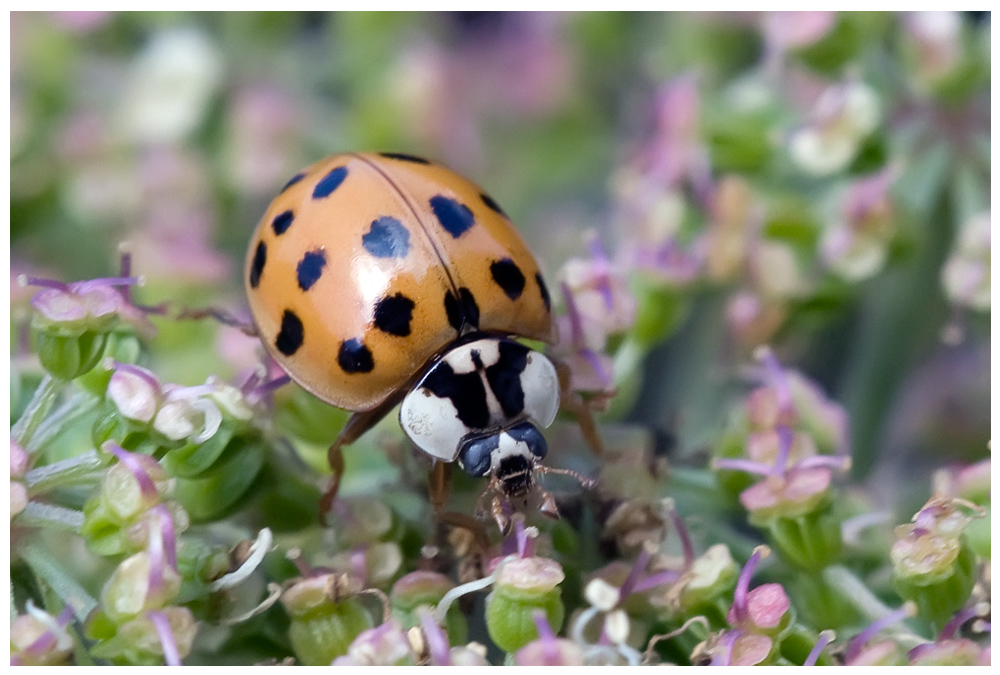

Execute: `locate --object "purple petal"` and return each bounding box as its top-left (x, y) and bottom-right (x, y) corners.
top-left (756, 347), bottom-right (794, 416)
top-left (419, 609), bottom-right (452, 666)
top-left (666, 502), bottom-right (696, 567)
top-left (804, 630), bottom-right (835, 666)
top-left (104, 442), bottom-right (159, 500)
top-left (846, 603), bottom-right (914, 663)
top-left (152, 505), bottom-right (178, 572)
top-left (709, 629), bottom-right (741, 666)
top-left (147, 610), bottom-right (182, 666)
top-left (774, 425), bottom-right (794, 475)
top-left (732, 548), bottom-right (765, 626)
top-left (713, 457), bottom-right (774, 477)
top-left (618, 544), bottom-right (651, 599)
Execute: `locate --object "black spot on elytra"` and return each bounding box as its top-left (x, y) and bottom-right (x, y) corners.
top-left (535, 272), bottom-right (551, 311)
top-left (378, 152), bottom-right (431, 165)
top-left (421, 360), bottom-right (490, 429)
top-left (444, 287), bottom-right (480, 333)
top-left (280, 172), bottom-right (305, 193)
top-left (480, 192), bottom-right (507, 217)
top-left (490, 258), bottom-right (526, 300)
top-left (485, 340), bottom-right (529, 418)
top-left (312, 165), bottom-right (349, 199)
top-left (249, 241), bottom-right (266, 289)
top-left (275, 310), bottom-right (304, 356)
top-left (430, 195), bottom-right (475, 238)
top-left (362, 217), bottom-right (410, 259)
top-left (271, 210), bottom-right (294, 236)
top-left (338, 338), bottom-right (374, 374)
top-left (373, 293), bottom-right (415, 337)
top-left (296, 249), bottom-right (326, 291)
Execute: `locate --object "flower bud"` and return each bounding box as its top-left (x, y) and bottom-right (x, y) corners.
top-left (728, 583), bottom-right (791, 636)
top-left (659, 543), bottom-right (739, 622)
top-left (89, 606), bottom-right (196, 665)
top-left (10, 605), bottom-right (74, 666)
top-left (485, 556), bottom-right (565, 653)
top-left (891, 498), bottom-right (978, 628)
top-left (788, 79), bottom-right (880, 176)
top-left (280, 574), bottom-right (376, 666)
top-left (910, 639), bottom-right (990, 665)
top-left (331, 621), bottom-right (416, 666)
top-left (28, 279), bottom-right (135, 380)
top-left (391, 571), bottom-right (466, 645)
top-left (107, 364), bottom-right (162, 424)
top-left (101, 551), bottom-right (182, 623)
top-left (82, 446), bottom-right (179, 557)
top-left (11, 439), bottom-right (29, 518)
top-left (941, 211), bottom-right (989, 311)
top-left (332, 496), bottom-right (394, 547)
top-left (514, 610), bottom-right (586, 665)
top-left (846, 639), bottom-right (909, 666)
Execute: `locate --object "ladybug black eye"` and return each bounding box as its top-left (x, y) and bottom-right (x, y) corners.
top-left (506, 422), bottom-right (548, 460)
top-left (457, 436), bottom-right (497, 477)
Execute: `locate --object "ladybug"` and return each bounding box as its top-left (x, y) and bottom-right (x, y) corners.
top-left (245, 152), bottom-right (583, 525)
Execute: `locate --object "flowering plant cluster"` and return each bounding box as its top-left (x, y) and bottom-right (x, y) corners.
top-left (11, 12), bottom-right (989, 666)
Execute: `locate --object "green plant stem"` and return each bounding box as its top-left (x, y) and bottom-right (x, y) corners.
top-left (27, 392), bottom-right (99, 454)
top-left (821, 565), bottom-right (894, 621)
top-left (20, 542), bottom-right (98, 623)
top-left (25, 449), bottom-right (105, 496)
top-left (822, 565), bottom-right (923, 649)
top-left (11, 374), bottom-right (65, 452)
top-left (17, 502), bottom-right (85, 532)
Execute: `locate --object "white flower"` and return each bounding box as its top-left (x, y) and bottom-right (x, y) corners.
top-left (120, 29), bottom-right (223, 144)
top-left (820, 224), bottom-right (888, 282)
top-left (108, 364), bottom-right (162, 424)
top-left (153, 386), bottom-right (223, 443)
top-left (941, 211), bottom-right (990, 310)
top-left (752, 241), bottom-right (810, 301)
top-left (789, 80), bottom-right (881, 176)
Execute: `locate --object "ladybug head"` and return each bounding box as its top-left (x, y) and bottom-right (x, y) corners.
top-left (456, 421), bottom-right (547, 498)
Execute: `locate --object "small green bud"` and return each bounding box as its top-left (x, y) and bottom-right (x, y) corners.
top-left (673, 544), bottom-right (740, 617)
top-left (891, 498), bottom-right (978, 629)
top-left (101, 551), bottom-right (182, 623)
top-left (910, 639), bottom-right (990, 666)
top-left (281, 574), bottom-right (376, 666)
top-left (10, 605), bottom-right (74, 666)
top-left (75, 333), bottom-right (142, 396)
top-left (391, 571), bottom-right (466, 645)
top-left (485, 557), bottom-right (565, 653)
top-left (331, 621), bottom-right (416, 666)
top-left (34, 329), bottom-right (109, 381)
top-left (846, 640), bottom-right (909, 666)
top-left (89, 606), bottom-right (196, 665)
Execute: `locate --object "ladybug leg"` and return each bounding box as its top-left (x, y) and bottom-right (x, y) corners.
top-left (319, 393), bottom-right (403, 522)
top-left (176, 306), bottom-right (259, 337)
top-left (427, 461), bottom-right (452, 514)
top-left (319, 441), bottom-right (345, 521)
top-left (552, 358), bottom-right (607, 457)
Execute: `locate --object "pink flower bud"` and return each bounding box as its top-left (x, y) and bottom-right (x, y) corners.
top-left (108, 363), bottom-right (162, 423)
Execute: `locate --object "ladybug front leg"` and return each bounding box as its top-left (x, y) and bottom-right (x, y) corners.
top-left (427, 460), bottom-right (452, 514)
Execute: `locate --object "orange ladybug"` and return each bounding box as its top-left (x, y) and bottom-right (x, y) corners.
top-left (245, 152), bottom-right (580, 522)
